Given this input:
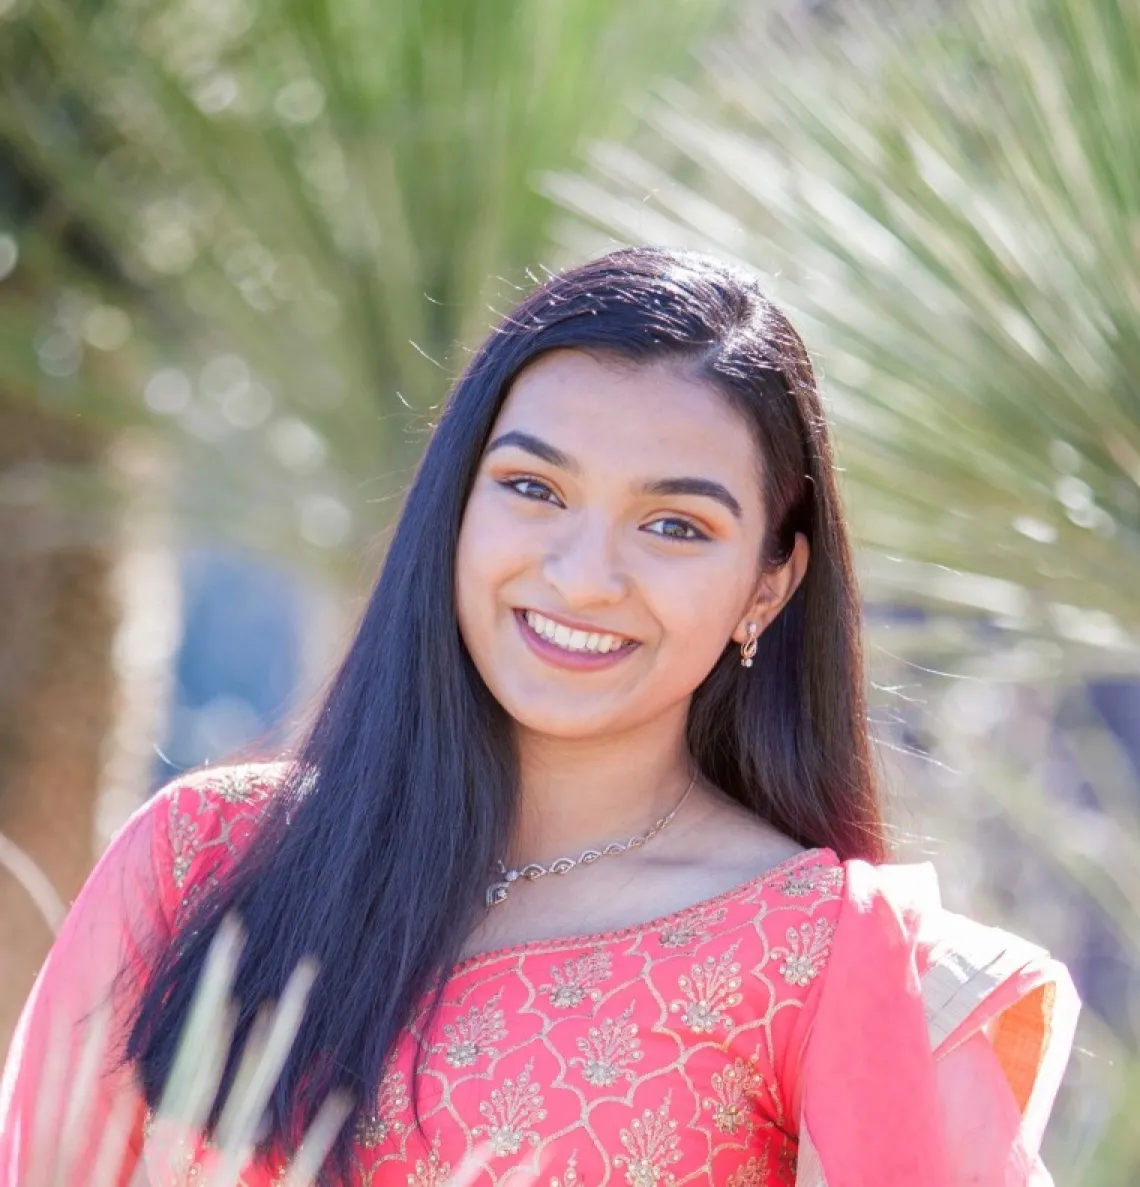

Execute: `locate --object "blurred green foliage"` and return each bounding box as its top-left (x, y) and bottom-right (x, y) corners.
top-left (0, 0), bottom-right (724, 571)
top-left (553, 0), bottom-right (1140, 670)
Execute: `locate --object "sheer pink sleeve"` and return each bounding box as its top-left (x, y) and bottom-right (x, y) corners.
top-left (0, 792), bottom-right (175, 1186)
top-left (790, 859), bottom-right (1079, 1187)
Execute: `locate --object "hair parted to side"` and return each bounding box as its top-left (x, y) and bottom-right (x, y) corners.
top-left (127, 246), bottom-right (885, 1176)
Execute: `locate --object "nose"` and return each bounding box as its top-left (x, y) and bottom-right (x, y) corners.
top-left (541, 512), bottom-right (629, 608)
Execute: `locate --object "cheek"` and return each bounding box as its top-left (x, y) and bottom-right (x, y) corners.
top-left (455, 494), bottom-right (532, 616)
top-left (648, 559), bottom-right (752, 659)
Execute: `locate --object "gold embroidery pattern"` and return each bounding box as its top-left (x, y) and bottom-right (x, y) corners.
top-left (657, 906), bottom-right (728, 948)
top-left (155, 808), bottom-right (840, 1186)
top-left (163, 763), bottom-right (280, 914)
top-left (777, 1141), bottom-right (798, 1181)
top-left (614, 1096), bottom-right (682, 1187)
top-left (549, 1150), bottom-right (583, 1186)
top-left (173, 872), bottom-right (221, 929)
top-left (167, 803), bottom-right (200, 889)
top-left (702, 1058), bottom-right (765, 1134)
top-left (472, 1059), bottom-right (548, 1157)
top-left (569, 1002), bottom-right (643, 1087)
top-left (441, 991), bottom-right (508, 1068)
top-left (778, 865), bottom-right (845, 898)
top-left (355, 1066), bottom-right (411, 1147)
top-left (772, 919), bottom-right (836, 987)
top-left (658, 922), bottom-right (708, 948)
top-left (725, 1154), bottom-right (771, 1187)
top-left (406, 1135), bottom-right (451, 1187)
top-left (668, 946), bottom-right (744, 1033)
top-left (539, 950), bottom-right (613, 1008)
top-left (211, 767), bottom-right (270, 804)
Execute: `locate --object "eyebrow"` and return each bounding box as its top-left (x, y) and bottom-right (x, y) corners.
top-left (484, 429), bottom-right (744, 520)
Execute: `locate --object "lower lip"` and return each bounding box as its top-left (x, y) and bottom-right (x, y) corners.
top-left (514, 610), bottom-right (639, 671)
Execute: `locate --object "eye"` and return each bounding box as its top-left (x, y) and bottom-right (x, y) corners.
top-left (643, 517), bottom-right (709, 542)
top-left (498, 476), bottom-right (562, 505)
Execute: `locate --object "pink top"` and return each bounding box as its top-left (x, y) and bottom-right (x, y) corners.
top-left (0, 763), bottom-right (1079, 1186)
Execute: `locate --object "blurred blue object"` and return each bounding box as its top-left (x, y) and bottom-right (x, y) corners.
top-left (151, 547), bottom-right (303, 787)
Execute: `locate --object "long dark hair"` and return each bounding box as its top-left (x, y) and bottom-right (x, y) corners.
top-left (127, 246), bottom-right (884, 1172)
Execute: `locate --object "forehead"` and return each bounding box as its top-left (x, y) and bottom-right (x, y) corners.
top-left (492, 349), bottom-right (762, 486)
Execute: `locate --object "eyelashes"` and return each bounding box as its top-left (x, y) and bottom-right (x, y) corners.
top-left (496, 476), bottom-right (710, 542)
top-left (501, 476), bottom-right (560, 504)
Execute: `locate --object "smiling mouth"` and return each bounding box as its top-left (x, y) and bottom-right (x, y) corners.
top-left (519, 609), bottom-right (638, 656)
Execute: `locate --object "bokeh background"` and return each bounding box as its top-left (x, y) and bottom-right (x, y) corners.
top-left (1, 0), bottom-right (1138, 1179)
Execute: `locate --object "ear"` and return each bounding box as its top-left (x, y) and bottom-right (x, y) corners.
top-left (732, 533), bottom-right (811, 645)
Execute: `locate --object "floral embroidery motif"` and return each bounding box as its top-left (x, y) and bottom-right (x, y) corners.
top-left (778, 864), bottom-right (845, 898)
top-left (569, 1002), bottom-right (643, 1086)
top-left (614, 1096), bottom-right (682, 1187)
top-left (406, 1136), bottom-right (451, 1187)
top-left (549, 1151), bottom-right (583, 1186)
top-left (725, 1155), bottom-right (771, 1187)
top-left (164, 764), bottom-right (279, 921)
top-left (658, 906), bottom-right (727, 948)
top-left (167, 805), bottom-right (200, 889)
top-left (441, 990), bottom-right (507, 1067)
top-left (703, 1059), bottom-right (766, 1134)
top-left (158, 764), bottom-right (842, 1187)
top-left (173, 872), bottom-right (220, 929)
top-left (539, 950), bottom-right (613, 1008)
top-left (355, 1067), bottom-right (410, 1147)
top-left (472, 1060), bottom-right (548, 1157)
top-left (211, 767), bottom-right (271, 804)
top-left (668, 945), bottom-right (743, 1033)
top-left (777, 1141), bottom-right (798, 1181)
top-left (657, 922), bottom-right (709, 948)
top-left (772, 919), bottom-right (836, 986)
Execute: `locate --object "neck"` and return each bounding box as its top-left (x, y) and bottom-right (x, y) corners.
top-left (507, 705), bottom-right (696, 867)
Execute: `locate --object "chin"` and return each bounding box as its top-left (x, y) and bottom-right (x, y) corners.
top-left (498, 694), bottom-right (631, 740)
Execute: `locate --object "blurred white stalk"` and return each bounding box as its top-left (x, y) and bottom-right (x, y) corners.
top-left (94, 432), bottom-right (182, 850)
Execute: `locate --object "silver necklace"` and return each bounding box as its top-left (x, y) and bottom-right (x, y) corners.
top-left (486, 769), bottom-right (697, 909)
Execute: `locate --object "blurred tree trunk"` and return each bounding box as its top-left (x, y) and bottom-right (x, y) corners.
top-left (0, 396), bottom-right (119, 1051)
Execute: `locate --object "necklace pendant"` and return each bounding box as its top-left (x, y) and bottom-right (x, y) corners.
top-left (486, 880), bottom-right (511, 909)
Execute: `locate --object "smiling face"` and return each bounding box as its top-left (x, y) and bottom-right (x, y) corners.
top-left (454, 348), bottom-right (805, 741)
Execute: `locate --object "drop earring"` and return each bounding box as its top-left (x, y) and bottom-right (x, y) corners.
top-left (740, 622), bottom-right (759, 668)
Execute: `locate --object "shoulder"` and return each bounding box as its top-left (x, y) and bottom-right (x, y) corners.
top-left (148, 760), bottom-right (292, 925)
top-left (703, 849), bottom-right (847, 998)
top-left (815, 857), bottom-right (1077, 1051)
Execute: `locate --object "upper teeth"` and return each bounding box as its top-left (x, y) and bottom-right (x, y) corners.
top-left (524, 610), bottom-right (631, 654)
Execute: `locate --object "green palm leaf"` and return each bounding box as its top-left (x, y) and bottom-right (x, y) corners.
top-left (1, 0), bottom-right (724, 571)
top-left (549, 0), bottom-right (1140, 669)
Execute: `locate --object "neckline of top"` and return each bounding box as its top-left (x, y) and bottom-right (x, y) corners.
top-left (449, 846), bottom-right (838, 978)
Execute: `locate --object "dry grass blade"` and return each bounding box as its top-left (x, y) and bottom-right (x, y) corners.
top-left (275, 1092), bottom-right (354, 1187)
top-left (26, 1004), bottom-right (70, 1187)
top-left (149, 914), bottom-right (245, 1137)
top-left (91, 1089), bottom-right (146, 1186)
top-left (207, 958), bottom-right (319, 1187)
top-left (53, 1000), bottom-right (111, 1187)
top-left (0, 832), bottom-right (66, 935)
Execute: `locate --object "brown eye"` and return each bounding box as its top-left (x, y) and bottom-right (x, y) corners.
top-left (644, 517), bottom-right (708, 542)
top-left (499, 477), bottom-right (562, 505)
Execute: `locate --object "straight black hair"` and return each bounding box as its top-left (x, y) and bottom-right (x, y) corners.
top-left (127, 246), bottom-right (884, 1175)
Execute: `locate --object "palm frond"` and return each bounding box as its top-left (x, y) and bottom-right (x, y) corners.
top-left (1, 0), bottom-right (726, 571)
top-left (549, 0), bottom-right (1140, 665)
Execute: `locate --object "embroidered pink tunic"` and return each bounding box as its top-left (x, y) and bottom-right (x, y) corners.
top-left (0, 763), bottom-right (1078, 1186)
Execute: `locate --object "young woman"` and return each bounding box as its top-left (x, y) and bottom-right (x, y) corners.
top-left (1, 247), bottom-right (1077, 1185)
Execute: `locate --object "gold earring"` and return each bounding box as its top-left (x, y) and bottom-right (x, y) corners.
top-left (740, 622), bottom-right (759, 668)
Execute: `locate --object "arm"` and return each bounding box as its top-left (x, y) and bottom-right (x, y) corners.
top-left (0, 798), bottom-right (171, 1186)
